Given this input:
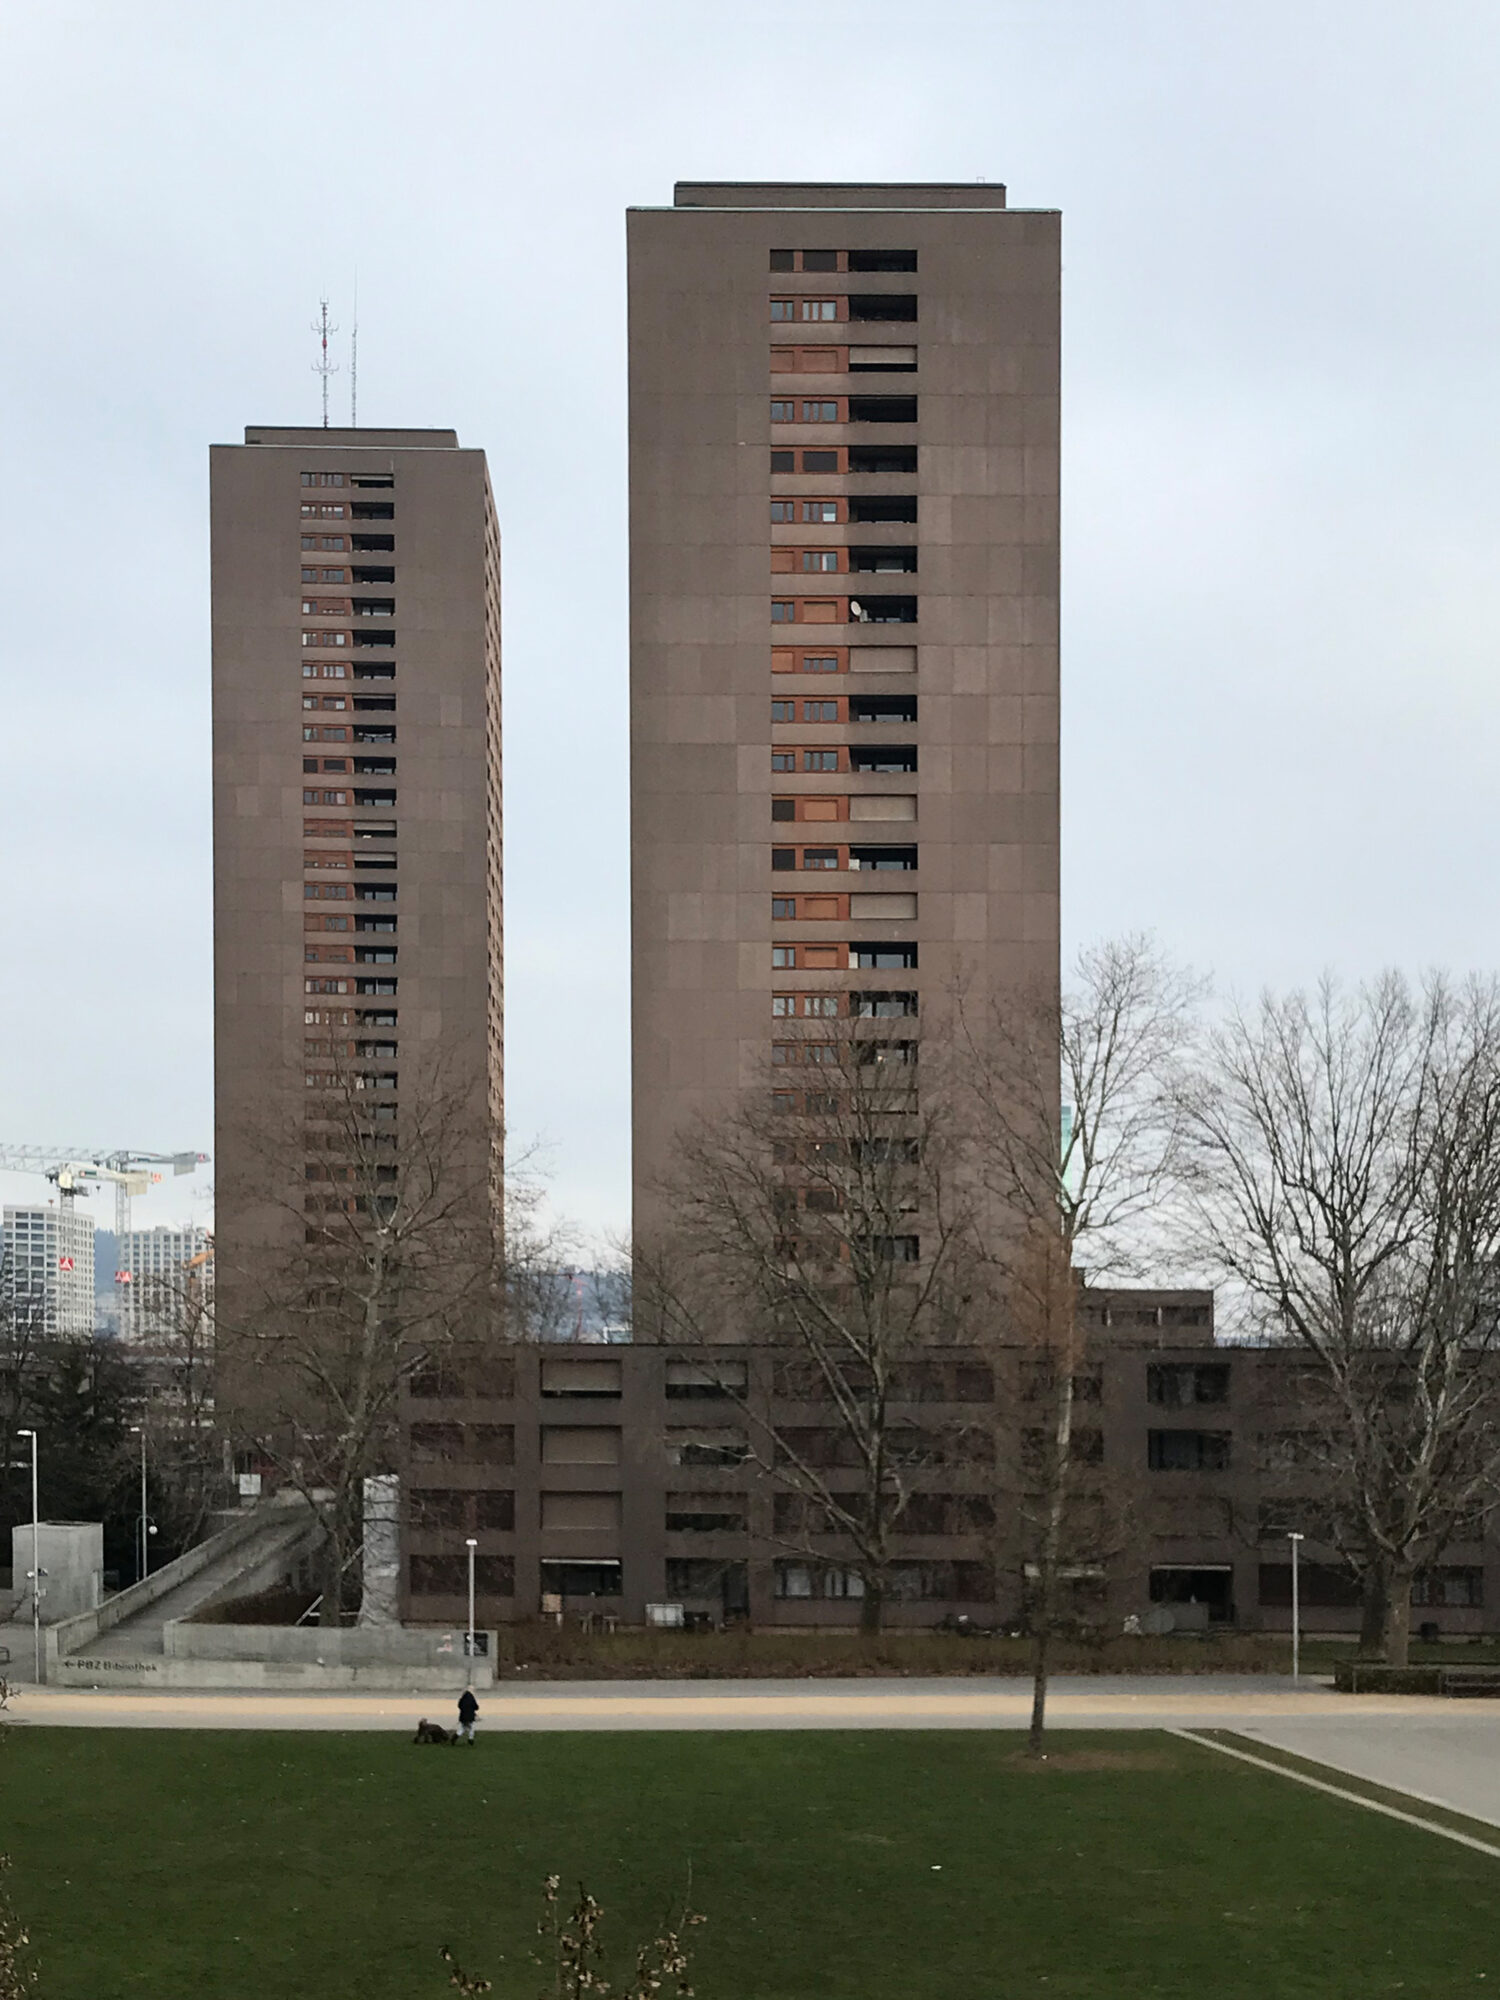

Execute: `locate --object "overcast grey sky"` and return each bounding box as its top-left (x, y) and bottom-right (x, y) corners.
top-left (3, 0), bottom-right (1499, 1242)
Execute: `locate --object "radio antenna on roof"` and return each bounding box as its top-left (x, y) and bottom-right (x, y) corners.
top-left (311, 297), bottom-right (340, 428)
top-left (350, 272), bottom-right (359, 427)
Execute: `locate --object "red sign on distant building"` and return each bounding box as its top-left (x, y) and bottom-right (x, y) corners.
top-left (115, 1269), bottom-right (133, 1284)
top-left (57, 1255), bottom-right (74, 1272)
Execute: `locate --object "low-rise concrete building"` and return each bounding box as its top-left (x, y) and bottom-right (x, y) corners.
top-left (399, 1293), bottom-right (1496, 1638)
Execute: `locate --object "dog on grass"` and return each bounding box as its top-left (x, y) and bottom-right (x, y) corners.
top-left (413, 1717), bottom-right (458, 1745)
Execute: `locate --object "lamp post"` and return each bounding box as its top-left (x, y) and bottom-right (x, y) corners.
top-left (1288, 1531), bottom-right (1305, 1681)
top-left (129, 1425), bottom-right (149, 1584)
top-left (465, 1536), bottom-right (478, 1663)
top-left (16, 1429), bottom-right (39, 1682)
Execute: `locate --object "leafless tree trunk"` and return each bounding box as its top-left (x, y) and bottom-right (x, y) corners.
top-left (963, 935), bottom-right (1200, 1752)
top-left (1182, 973), bottom-right (1500, 1664)
top-left (636, 1030), bottom-right (980, 1628)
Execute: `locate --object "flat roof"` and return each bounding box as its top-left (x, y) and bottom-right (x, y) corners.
top-left (239, 427), bottom-right (461, 448)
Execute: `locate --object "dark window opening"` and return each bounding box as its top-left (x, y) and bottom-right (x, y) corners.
top-left (666, 1501), bottom-right (748, 1533)
top-left (848, 445), bottom-right (916, 474)
top-left (849, 495), bottom-right (918, 523)
top-left (1148, 1429), bottom-right (1231, 1472)
top-left (852, 943), bottom-right (918, 968)
top-left (353, 663), bottom-right (396, 680)
top-left (769, 248), bottom-right (796, 271)
top-left (353, 758), bottom-right (396, 775)
top-left (539, 1560), bottom-right (621, 1599)
top-left (771, 450), bottom-right (796, 473)
top-left (849, 396), bottom-right (918, 424)
top-left (352, 566), bottom-right (396, 584)
top-left (849, 743), bottom-right (917, 772)
top-left (848, 594), bottom-right (917, 624)
top-left (849, 294), bottom-right (918, 322)
top-left (851, 990), bottom-right (917, 1016)
top-left (351, 502), bottom-right (395, 520)
top-left (351, 534), bottom-right (395, 552)
top-left (352, 695), bottom-right (396, 712)
top-left (771, 798), bottom-right (796, 821)
top-left (850, 844), bottom-right (917, 871)
top-left (1259, 1562), bottom-right (1360, 1609)
top-left (353, 726), bottom-right (396, 743)
top-left (801, 449), bottom-right (840, 472)
top-left (850, 695), bottom-right (918, 724)
top-left (1149, 1567), bottom-right (1234, 1624)
top-left (850, 545), bottom-right (918, 573)
top-left (352, 631), bottom-right (395, 649)
top-left (848, 249), bottom-right (918, 273)
top-left (1147, 1363), bottom-right (1231, 1407)
top-left (771, 847), bottom-right (795, 871)
top-left (801, 249), bottom-right (839, 272)
top-left (355, 917), bottom-right (396, 934)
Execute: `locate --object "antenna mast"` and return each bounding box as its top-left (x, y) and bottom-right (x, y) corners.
top-left (350, 273), bottom-right (359, 428)
top-left (311, 298), bottom-right (340, 429)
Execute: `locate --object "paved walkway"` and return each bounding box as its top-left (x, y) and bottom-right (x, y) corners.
top-left (1235, 1713), bottom-right (1500, 1829)
top-left (5, 1672), bottom-right (1492, 1735)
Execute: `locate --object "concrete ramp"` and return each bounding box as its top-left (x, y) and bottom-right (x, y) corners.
top-left (46, 1496), bottom-right (320, 1685)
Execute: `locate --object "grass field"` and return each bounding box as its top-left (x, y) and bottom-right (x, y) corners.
top-left (3, 1726), bottom-right (1497, 1998)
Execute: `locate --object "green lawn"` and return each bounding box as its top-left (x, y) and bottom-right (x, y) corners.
top-left (3, 1727), bottom-right (1497, 1998)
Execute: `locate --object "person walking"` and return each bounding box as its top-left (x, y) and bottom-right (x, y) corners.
top-left (457, 1686), bottom-right (479, 1744)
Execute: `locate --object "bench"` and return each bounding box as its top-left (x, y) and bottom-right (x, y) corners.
top-left (1439, 1668), bottom-right (1500, 1698)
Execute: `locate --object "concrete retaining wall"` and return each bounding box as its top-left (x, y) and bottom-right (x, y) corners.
top-left (51, 1651), bottom-right (491, 1691)
top-left (163, 1621), bottom-right (497, 1677)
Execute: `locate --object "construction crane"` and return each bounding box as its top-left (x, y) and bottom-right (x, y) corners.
top-left (0, 1147), bottom-right (209, 1238)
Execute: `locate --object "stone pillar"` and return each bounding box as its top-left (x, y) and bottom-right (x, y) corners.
top-left (358, 1475), bottom-right (401, 1627)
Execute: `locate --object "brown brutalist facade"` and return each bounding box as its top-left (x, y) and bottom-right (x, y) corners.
top-left (627, 184), bottom-right (1061, 1242)
top-left (210, 429), bottom-right (503, 1407)
top-left (397, 1296), bottom-right (1500, 1638)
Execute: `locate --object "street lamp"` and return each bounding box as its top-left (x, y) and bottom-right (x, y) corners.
top-left (16, 1429), bottom-right (40, 1683)
top-left (129, 1426), bottom-right (149, 1584)
top-left (465, 1536), bottom-right (478, 1662)
top-left (1287, 1530), bottom-right (1305, 1681)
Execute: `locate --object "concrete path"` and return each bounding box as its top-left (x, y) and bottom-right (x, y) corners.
top-left (6, 1671), bottom-right (1492, 1735)
top-left (1234, 1713), bottom-right (1500, 1829)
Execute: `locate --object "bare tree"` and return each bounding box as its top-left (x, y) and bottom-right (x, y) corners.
top-left (963, 935), bottom-right (1200, 1751)
top-left (1181, 972), bottom-right (1500, 1663)
top-left (637, 1029), bottom-right (980, 1631)
top-left (220, 1050), bottom-right (501, 1624)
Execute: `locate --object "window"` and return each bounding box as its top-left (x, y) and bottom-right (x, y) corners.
top-left (771, 751), bottom-right (795, 771)
top-left (302, 567), bottom-right (317, 582)
top-left (802, 551), bottom-right (839, 573)
top-left (852, 943), bottom-right (918, 968)
top-left (849, 395), bottom-right (917, 424)
top-left (849, 494), bottom-right (918, 524)
top-left (803, 654), bottom-right (840, 673)
top-left (851, 546), bottom-right (918, 574)
top-left (803, 700), bottom-right (839, 722)
top-left (772, 995), bottom-right (795, 1015)
top-left (802, 249), bottom-right (839, 272)
top-left (770, 501), bottom-right (795, 522)
top-left (1147, 1364), bottom-right (1230, 1407)
top-left (802, 750), bottom-right (839, 771)
top-left (850, 844), bottom-right (916, 872)
top-left (772, 897), bottom-right (796, 919)
top-left (771, 700), bottom-right (795, 723)
top-left (802, 500), bottom-right (840, 523)
top-left (848, 445), bottom-right (917, 474)
top-left (800, 300), bottom-right (838, 321)
top-left (300, 503), bottom-right (346, 518)
top-left (666, 1428), bottom-right (749, 1467)
top-left (801, 400), bottom-right (839, 422)
top-left (848, 294), bottom-right (917, 322)
top-left (769, 249), bottom-right (796, 271)
top-left (802, 847), bottom-right (838, 869)
top-left (848, 248), bottom-right (918, 272)
top-left (770, 450), bottom-right (796, 472)
top-left (541, 1357), bottom-right (621, 1398)
top-left (321, 568), bottom-right (347, 583)
top-left (801, 450), bottom-right (840, 472)
top-left (770, 400), bottom-right (796, 422)
top-left (771, 847), bottom-right (795, 871)
top-left (1148, 1430), bottom-right (1232, 1472)
top-left (771, 602), bottom-right (795, 623)
top-left (772, 946), bottom-right (796, 967)
top-left (770, 299), bottom-right (795, 320)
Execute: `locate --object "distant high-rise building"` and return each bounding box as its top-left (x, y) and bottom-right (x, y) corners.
top-left (627, 183), bottom-right (1061, 1240)
top-left (210, 427), bottom-right (503, 1395)
top-left (1, 1203), bottom-right (97, 1335)
top-left (114, 1224), bottom-right (212, 1341)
